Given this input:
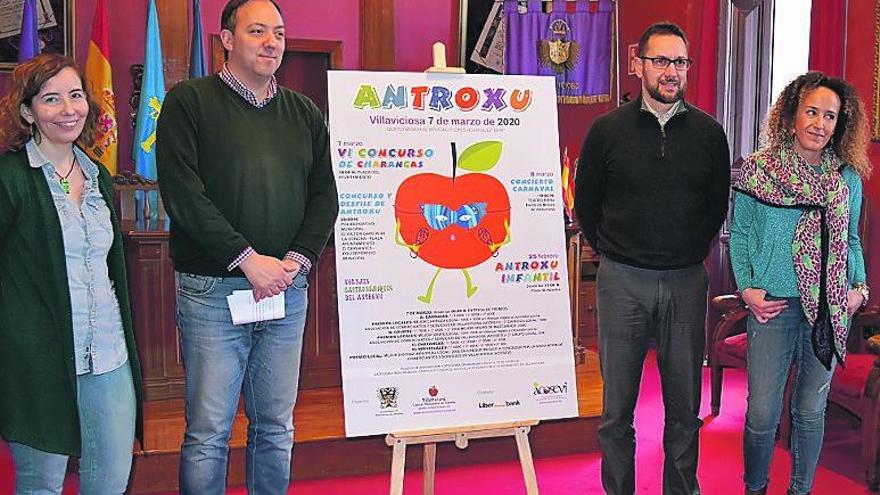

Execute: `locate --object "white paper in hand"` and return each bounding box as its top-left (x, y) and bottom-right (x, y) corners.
top-left (226, 290), bottom-right (285, 325)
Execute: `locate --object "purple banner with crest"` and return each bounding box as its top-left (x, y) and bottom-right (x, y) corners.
top-left (504, 0), bottom-right (613, 104)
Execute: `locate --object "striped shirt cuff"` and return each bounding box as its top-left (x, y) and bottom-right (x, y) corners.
top-left (284, 251), bottom-right (312, 275)
top-left (227, 246), bottom-right (255, 271)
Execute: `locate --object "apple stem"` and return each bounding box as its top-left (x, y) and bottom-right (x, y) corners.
top-left (451, 142), bottom-right (457, 182)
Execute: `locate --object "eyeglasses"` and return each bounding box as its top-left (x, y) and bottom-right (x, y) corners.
top-left (639, 56), bottom-right (693, 71)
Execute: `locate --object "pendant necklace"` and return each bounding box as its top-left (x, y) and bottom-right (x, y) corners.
top-left (54, 156), bottom-right (77, 194)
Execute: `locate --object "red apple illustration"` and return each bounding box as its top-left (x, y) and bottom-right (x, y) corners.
top-left (428, 386), bottom-right (439, 397)
top-left (394, 141), bottom-right (511, 303)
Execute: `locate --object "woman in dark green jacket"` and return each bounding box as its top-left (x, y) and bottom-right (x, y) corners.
top-left (0, 54), bottom-right (142, 493)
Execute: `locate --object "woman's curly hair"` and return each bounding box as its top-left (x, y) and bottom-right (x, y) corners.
top-left (0, 53), bottom-right (98, 152)
top-left (762, 71), bottom-right (871, 178)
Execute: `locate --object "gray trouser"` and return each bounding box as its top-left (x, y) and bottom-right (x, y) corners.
top-left (596, 256), bottom-right (708, 495)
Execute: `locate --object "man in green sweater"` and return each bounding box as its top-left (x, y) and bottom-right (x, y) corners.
top-left (156, 0), bottom-right (338, 492)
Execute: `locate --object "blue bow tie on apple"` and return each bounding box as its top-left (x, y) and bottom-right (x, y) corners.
top-left (421, 203), bottom-right (487, 230)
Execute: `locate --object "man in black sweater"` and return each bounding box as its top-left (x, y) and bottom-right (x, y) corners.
top-left (574, 22), bottom-right (730, 495)
top-left (156, 0), bottom-right (338, 492)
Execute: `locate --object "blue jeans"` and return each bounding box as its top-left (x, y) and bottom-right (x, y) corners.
top-left (743, 299), bottom-right (835, 495)
top-left (176, 272), bottom-right (308, 494)
top-left (10, 362), bottom-right (136, 495)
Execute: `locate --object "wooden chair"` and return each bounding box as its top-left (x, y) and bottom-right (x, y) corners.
top-left (112, 171), bottom-right (166, 229)
top-left (708, 295), bottom-right (880, 491)
top-left (708, 293), bottom-right (749, 416)
top-left (832, 311), bottom-right (880, 491)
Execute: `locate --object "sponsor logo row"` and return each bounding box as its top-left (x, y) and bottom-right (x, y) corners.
top-left (374, 381), bottom-right (569, 411)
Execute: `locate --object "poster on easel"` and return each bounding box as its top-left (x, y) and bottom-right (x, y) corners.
top-left (329, 71), bottom-right (577, 437)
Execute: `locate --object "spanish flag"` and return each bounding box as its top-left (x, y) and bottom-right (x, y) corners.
top-left (561, 147), bottom-right (576, 223)
top-left (84, 0), bottom-right (118, 173)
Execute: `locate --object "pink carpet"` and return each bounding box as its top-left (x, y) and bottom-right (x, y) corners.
top-left (0, 353), bottom-right (871, 494)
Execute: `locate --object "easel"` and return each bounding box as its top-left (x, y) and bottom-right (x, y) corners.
top-left (425, 41), bottom-right (466, 74)
top-left (385, 420), bottom-right (540, 495)
top-left (381, 44), bottom-right (541, 495)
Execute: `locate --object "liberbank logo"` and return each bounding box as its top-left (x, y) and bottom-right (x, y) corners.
top-left (478, 399), bottom-right (521, 409)
top-left (533, 381), bottom-right (569, 396)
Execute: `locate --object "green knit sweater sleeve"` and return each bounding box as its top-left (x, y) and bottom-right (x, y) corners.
top-left (156, 81), bottom-right (251, 266)
top-left (844, 167), bottom-right (866, 285)
top-left (287, 96), bottom-right (338, 263)
top-left (728, 190), bottom-right (755, 291)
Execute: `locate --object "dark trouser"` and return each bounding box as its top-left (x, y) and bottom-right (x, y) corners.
top-left (596, 256), bottom-right (708, 495)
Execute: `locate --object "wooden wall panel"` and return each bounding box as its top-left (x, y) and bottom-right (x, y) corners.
top-left (360, 0), bottom-right (395, 70)
top-left (124, 231), bottom-right (185, 401)
top-left (156, 0), bottom-right (189, 87)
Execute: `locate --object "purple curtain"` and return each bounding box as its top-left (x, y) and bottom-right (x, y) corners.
top-left (504, 0), bottom-right (613, 104)
top-left (504, 1), bottom-right (546, 75)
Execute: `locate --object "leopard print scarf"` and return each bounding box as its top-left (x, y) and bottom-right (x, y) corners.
top-left (734, 144), bottom-right (850, 367)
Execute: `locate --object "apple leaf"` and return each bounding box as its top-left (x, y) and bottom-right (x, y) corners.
top-left (458, 141), bottom-right (503, 172)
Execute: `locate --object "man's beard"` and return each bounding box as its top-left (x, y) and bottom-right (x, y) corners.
top-left (646, 78), bottom-right (685, 104)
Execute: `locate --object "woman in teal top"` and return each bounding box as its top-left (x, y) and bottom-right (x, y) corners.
top-left (0, 54), bottom-right (142, 493)
top-left (730, 72), bottom-right (871, 495)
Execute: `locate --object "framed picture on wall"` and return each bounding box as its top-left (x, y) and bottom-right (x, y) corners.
top-left (0, 0), bottom-right (73, 71)
top-left (459, 0), bottom-right (504, 74)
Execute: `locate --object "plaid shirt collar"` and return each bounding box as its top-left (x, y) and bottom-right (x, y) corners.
top-left (219, 63), bottom-right (278, 108)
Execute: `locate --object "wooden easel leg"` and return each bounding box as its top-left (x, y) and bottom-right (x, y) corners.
top-left (387, 422), bottom-right (540, 494)
top-left (390, 437), bottom-right (407, 495)
top-left (423, 442), bottom-right (437, 495)
top-left (514, 426), bottom-right (539, 495)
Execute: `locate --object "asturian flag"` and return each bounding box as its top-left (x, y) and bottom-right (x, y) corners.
top-left (84, 0), bottom-right (118, 172)
top-left (133, 0), bottom-right (165, 223)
